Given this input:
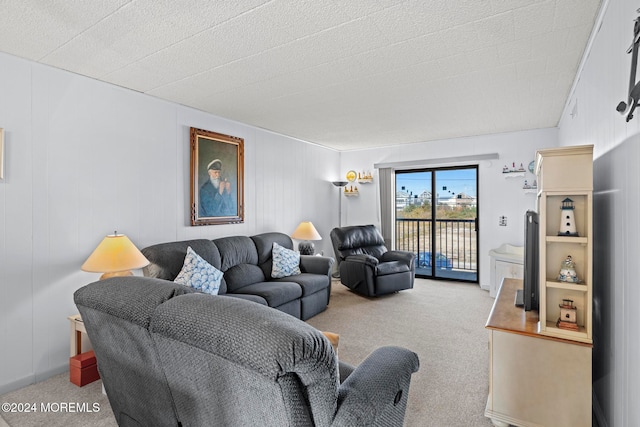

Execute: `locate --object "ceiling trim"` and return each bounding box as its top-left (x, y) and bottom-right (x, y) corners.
top-left (560, 0), bottom-right (610, 122)
top-left (374, 153), bottom-right (499, 170)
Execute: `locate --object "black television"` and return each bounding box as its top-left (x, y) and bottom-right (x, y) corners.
top-left (516, 210), bottom-right (539, 311)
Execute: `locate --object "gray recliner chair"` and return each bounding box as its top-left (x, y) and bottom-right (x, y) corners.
top-left (330, 224), bottom-right (416, 297)
top-left (74, 276), bottom-right (420, 426)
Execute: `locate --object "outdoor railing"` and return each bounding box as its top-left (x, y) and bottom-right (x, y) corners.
top-left (395, 218), bottom-right (477, 272)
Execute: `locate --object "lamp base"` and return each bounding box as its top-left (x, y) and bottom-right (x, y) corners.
top-left (100, 270), bottom-right (134, 280)
top-left (298, 241), bottom-right (315, 255)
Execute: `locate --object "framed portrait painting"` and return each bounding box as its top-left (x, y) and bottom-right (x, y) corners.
top-left (190, 127), bottom-right (244, 226)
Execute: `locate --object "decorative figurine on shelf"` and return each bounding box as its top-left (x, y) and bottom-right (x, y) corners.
top-left (557, 299), bottom-right (579, 331)
top-left (558, 197), bottom-right (579, 236)
top-left (558, 255), bottom-right (580, 283)
top-left (357, 170), bottom-right (373, 182)
top-left (344, 185), bottom-right (359, 195)
top-left (503, 162), bottom-right (528, 174)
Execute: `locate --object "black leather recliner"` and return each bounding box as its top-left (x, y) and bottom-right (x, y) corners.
top-left (330, 225), bottom-right (416, 297)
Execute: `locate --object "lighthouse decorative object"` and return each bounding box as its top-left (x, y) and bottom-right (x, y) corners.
top-left (558, 255), bottom-right (580, 283)
top-left (558, 197), bottom-right (578, 236)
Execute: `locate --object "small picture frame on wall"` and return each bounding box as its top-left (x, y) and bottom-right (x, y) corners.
top-left (190, 127), bottom-right (244, 226)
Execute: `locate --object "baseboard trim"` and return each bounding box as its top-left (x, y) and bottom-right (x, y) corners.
top-left (0, 374), bottom-right (36, 395)
top-left (0, 364), bottom-right (68, 395)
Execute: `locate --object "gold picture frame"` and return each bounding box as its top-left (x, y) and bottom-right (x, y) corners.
top-left (190, 127), bottom-right (244, 226)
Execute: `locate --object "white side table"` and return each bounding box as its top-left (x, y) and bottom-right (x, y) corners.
top-left (67, 314), bottom-right (86, 357)
top-left (67, 314), bottom-right (105, 393)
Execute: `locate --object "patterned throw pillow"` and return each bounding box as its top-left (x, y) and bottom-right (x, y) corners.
top-left (174, 246), bottom-right (223, 295)
top-left (271, 242), bottom-right (301, 278)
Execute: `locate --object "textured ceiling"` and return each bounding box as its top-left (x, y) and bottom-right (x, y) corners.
top-left (0, 0), bottom-right (602, 151)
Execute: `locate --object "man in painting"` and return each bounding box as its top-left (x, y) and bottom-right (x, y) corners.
top-left (199, 159), bottom-right (234, 217)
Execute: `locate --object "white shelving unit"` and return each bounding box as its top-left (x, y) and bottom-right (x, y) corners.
top-left (535, 145), bottom-right (593, 344)
top-left (484, 146), bottom-right (594, 427)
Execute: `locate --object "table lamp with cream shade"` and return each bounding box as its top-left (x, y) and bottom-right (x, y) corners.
top-left (291, 221), bottom-right (322, 255)
top-left (81, 232), bottom-right (150, 280)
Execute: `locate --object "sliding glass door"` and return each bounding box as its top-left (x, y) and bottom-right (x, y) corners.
top-left (395, 166), bottom-right (478, 282)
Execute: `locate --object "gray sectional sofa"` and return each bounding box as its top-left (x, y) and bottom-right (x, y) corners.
top-left (141, 232), bottom-right (334, 320)
top-left (74, 277), bottom-right (420, 426)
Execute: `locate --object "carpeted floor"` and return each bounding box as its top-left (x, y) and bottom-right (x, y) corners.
top-left (307, 278), bottom-right (495, 427)
top-left (0, 373), bottom-right (114, 427)
top-left (0, 278), bottom-right (495, 426)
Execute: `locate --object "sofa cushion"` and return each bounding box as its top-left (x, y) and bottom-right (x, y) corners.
top-left (272, 273), bottom-right (328, 297)
top-left (252, 232), bottom-right (294, 262)
top-left (174, 247), bottom-right (223, 295)
top-left (271, 242), bottom-right (301, 278)
top-left (214, 236), bottom-right (259, 271)
top-left (376, 261), bottom-right (410, 276)
top-left (142, 239), bottom-right (227, 294)
top-left (232, 281), bottom-right (302, 308)
top-left (224, 264), bottom-right (265, 292)
top-left (252, 232), bottom-right (294, 278)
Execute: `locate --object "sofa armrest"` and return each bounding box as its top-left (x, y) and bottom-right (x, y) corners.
top-left (338, 255), bottom-right (378, 295)
top-left (333, 346), bottom-right (420, 426)
top-left (380, 250), bottom-right (415, 268)
top-left (299, 255), bottom-right (334, 276)
top-left (344, 254), bottom-right (379, 267)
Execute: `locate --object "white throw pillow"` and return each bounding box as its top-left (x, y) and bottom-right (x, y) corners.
top-left (174, 246), bottom-right (223, 295)
top-left (271, 242), bottom-right (301, 278)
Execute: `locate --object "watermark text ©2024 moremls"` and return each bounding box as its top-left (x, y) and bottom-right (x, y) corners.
top-left (2, 401), bottom-right (101, 413)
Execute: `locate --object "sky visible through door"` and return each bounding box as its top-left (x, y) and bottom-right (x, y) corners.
top-left (397, 168), bottom-right (477, 199)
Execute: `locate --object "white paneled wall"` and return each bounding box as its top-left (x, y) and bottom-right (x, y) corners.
top-left (0, 52), bottom-right (34, 395)
top-left (0, 51), bottom-right (340, 393)
top-left (339, 128), bottom-right (558, 290)
top-left (558, 1), bottom-right (640, 426)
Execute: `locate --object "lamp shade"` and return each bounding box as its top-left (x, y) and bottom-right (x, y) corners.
top-left (81, 233), bottom-right (149, 279)
top-left (291, 222), bottom-right (322, 241)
